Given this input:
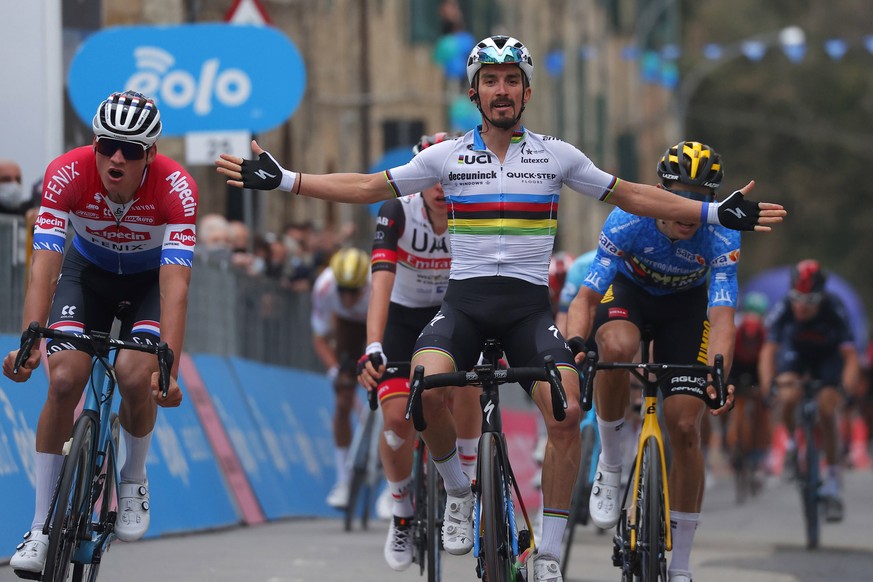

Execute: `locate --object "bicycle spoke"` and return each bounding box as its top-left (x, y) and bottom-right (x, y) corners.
top-left (44, 415), bottom-right (97, 582)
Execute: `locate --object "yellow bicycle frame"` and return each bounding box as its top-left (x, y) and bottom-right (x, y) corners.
top-left (627, 393), bottom-right (672, 552)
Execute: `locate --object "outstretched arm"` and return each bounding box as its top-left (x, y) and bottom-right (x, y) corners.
top-left (216, 140), bottom-right (395, 205)
top-left (609, 179), bottom-right (786, 232)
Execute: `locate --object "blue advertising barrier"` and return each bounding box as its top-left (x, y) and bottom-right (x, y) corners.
top-left (0, 335), bottom-right (239, 561)
top-left (0, 335), bottom-right (48, 559)
top-left (224, 357), bottom-right (338, 518)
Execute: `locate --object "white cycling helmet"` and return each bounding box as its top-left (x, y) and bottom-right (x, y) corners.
top-left (92, 90), bottom-right (162, 148)
top-left (466, 35), bottom-right (534, 87)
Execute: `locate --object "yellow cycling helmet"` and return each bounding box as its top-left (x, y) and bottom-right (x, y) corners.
top-left (330, 248), bottom-right (370, 290)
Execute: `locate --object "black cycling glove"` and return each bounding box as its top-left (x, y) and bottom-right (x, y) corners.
top-left (716, 190), bottom-right (761, 231)
top-left (239, 151), bottom-right (284, 190)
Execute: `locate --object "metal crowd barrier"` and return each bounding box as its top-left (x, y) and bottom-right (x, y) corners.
top-left (0, 215), bottom-right (319, 371)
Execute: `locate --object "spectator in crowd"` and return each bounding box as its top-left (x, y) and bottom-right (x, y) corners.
top-left (196, 213), bottom-right (232, 266)
top-left (0, 159), bottom-right (30, 215)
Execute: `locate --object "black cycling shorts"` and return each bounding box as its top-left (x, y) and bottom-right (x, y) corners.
top-left (46, 246), bottom-right (161, 356)
top-left (591, 273), bottom-right (710, 400)
top-left (413, 276), bottom-right (574, 395)
top-left (382, 302), bottom-right (440, 382)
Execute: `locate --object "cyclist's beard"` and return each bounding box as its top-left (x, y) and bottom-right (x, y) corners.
top-left (480, 104), bottom-right (525, 131)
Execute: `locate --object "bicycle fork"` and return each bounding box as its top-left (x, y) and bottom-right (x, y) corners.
top-left (626, 395), bottom-right (672, 553)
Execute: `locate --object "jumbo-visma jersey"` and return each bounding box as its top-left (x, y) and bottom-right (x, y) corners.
top-left (32, 146), bottom-right (198, 274)
top-left (584, 208), bottom-right (740, 308)
top-left (384, 127), bottom-right (617, 286)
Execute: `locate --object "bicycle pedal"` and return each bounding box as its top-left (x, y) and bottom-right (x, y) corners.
top-left (12, 570), bottom-right (42, 581)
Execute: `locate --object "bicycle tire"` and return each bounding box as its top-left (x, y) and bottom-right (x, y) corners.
top-left (561, 423), bottom-right (597, 576)
top-left (78, 413), bottom-right (120, 582)
top-left (800, 422), bottom-right (820, 549)
top-left (43, 414), bottom-right (97, 582)
top-left (638, 437), bottom-right (666, 581)
top-left (480, 432), bottom-right (511, 582)
top-left (410, 443), bottom-right (427, 574)
top-left (426, 456), bottom-right (444, 582)
top-left (344, 411), bottom-right (375, 532)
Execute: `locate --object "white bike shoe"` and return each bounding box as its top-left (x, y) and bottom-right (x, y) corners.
top-left (533, 553), bottom-right (563, 582)
top-left (10, 529), bottom-right (48, 575)
top-left (115, 481), bottom-right (150, 542)
top-left (589, 460), bottom-right (621, 529)
top-left (669, 574), bottom-right (692, 582)
top-left (442, 490), bottom-right (474, 555)
top-left (325, 481), bottom-right (350, 509)
top-left (383, 515), bottom-right (413, 571)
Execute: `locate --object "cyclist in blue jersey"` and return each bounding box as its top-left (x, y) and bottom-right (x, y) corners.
top-left (216, 35), bottom-right (785, 582)
top-left (565, 141), bottom-right (741, 582)
top-left (555, 250), bottom-right (597, 335)
top-left (759, 259), bottom-right (859, 522)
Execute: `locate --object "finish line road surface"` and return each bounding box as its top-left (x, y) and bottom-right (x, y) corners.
top-left (2, 469), bottom-right (871, 581)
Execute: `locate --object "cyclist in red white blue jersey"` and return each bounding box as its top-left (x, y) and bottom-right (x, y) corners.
top-left (3, 90), bottom-right (197, 576)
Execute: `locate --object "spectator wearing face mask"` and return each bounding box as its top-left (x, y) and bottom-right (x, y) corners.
top-left (0, 159), bottom-right (30, 215)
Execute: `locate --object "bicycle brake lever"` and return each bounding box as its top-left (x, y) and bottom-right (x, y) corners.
top-left (544, 356), bottom-right (567, 422)
top-left (13, 322), bottom-right (41, 374)
top-left (157, 343), bottom-right (173, 398)
top-left (712, 354), bottom-right (726, 409)
top-left (580, 350), bottom-right (598, 412)
top-left (406, 365), bottom-right (427, 431)
top-left (365, 353), bottom-right (383, 411)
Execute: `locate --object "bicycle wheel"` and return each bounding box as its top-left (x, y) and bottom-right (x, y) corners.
top-left (800, 423), bottom-right (820, 549)
top-left (79, 413), bottom-right (120, 582)
top-left (637, 437), bottom-right (666, 581)
top-left (43, 414), bottom-right (97, 582)
top-left (561, 423), bottom-right (597, 576)
top-left (409, 442), bottom-right (427, 574)
top-left (344, 413), bottom-right (374, 532)
top-left (480, 432), bottom-right (511, 582)
top-left (426, 456), bottom-right (444, 582)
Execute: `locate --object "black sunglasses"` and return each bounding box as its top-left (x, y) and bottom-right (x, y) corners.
top-left (96, 138), bottom-right (149, 161)
top-left (665, 188), bottom-right (715, 203)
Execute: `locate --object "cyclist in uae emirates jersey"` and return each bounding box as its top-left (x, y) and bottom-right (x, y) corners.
top-left (3, 91), bottom-right (196, 577)
top-left (356, 133), bottom-right (482, 571)
top-left (217, 34), bottom-right (785, 582)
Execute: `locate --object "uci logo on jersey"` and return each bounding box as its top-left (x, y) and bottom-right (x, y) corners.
top-left (68, 24), bottom-right (306, 135)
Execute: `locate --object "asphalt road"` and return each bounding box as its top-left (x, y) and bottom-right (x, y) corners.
top-left (3, 466), bottom-right (870, 582)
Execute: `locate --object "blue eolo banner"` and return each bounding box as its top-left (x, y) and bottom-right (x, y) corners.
top-left (68, 23), bottom-right (306, 135)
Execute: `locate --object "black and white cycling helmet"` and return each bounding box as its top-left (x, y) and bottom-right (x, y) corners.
top-left (466, 35), bottom-right (533, 87)
top-left (657, 141), bottom-right (723, 191)
top-left (92, 90), bottom-right (162, 148)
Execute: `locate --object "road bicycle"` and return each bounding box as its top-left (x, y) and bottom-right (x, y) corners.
top-left (409, 434), bottom-right (445, 581)
top-left (406, 339), bottom-right (567, 582)
top-left (579, 331), bottom-right (725, 582)
top-left (727, 372), bottom-right (765, 505)
top-left (344, 382), bottom-right (385, 532)
top-left (12, 317), bottom-right (173, 582)
top-left (560, 395), bottom-right (600, 576)
top-left (777, 375), bottom-right (833, 549)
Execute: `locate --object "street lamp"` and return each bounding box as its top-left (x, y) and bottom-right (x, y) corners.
top-left (670, 26), bottom-right (806, 140)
